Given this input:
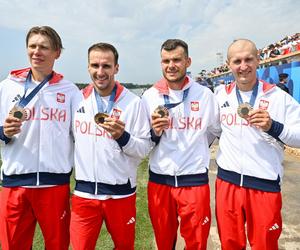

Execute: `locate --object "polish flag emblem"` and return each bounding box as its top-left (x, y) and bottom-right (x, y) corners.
top-left (57, 93), bottom-right (65, 103)
top-left (112, 108), bottom-right (122, 119)
top-left (259, 99), bottom-right (269, 110)
top-left (191, 101), bottom-right (199, 111)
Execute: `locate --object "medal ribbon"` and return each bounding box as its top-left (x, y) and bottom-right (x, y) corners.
top-left (94, 83), bottom-right (117, 114)
top-left (163, 88), bottom-right (190, 110)
top-left (18, 70), bottom-right (53, 108)
top-left (235, 80), bottom-right (259, 107)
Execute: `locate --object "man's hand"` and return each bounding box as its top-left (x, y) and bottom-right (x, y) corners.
top-left (3, 116), bottom-right (22, 138)
top-left (248, 109), bottom-right (272, 131)
top-left (99, 117), bottom-right (125, 140)
top-left (151, 112), bottom-right (169, 136)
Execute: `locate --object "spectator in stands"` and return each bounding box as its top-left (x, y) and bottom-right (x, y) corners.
top-left (202, 32), bottom-right (300, 77)
top-left (261, 47), bottom-right (270, 60)
top-left (269, 44), bottom-right (281, 58)
top-left (277, 73), bottom-right (290, 94)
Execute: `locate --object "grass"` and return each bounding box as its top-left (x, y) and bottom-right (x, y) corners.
top-left (0, 157), bottom-right (155, 250)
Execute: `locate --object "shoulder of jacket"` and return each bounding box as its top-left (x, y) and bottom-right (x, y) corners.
top-left (141, 85), bottom-right (157, 98)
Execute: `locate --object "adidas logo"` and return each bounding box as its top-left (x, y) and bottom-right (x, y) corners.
top-left (269, 223), bottom-right (280, 231)
top-left (202, 216), bottom-right (210, 225)
top-left (60, 210), bottom-right (67, 220)
top-left (12, 94), bottom-right (22, 103)
top-left (127, 217), bottom-right (135, 225)
top-left (77, 107), bottom-right (85, 113)
top-left (221, 101), bottom-right (230, 108)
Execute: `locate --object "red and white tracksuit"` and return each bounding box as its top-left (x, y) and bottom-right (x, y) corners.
top-left (71, 83), bottom-right (151, 250)
top-left (215, 80), bottom-right (300, 250)
top-left (141, 76), bottom-right (220, 250)
top-left (0, 67), bottom-right (81, 250)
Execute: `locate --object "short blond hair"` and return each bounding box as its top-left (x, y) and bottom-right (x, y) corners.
top-left (227, 39), bottom-right (258, 61)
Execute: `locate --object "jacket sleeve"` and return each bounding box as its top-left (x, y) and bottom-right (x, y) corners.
top-left (0, 126), bottom-right (12, 144)
top-left (117, 97), bottom-right (153, 159)
top-left (0, 80), bottom-right (10, 145)
top-left (207, 91), bottom-right (222, 140)
top-left (70, 86), bottom-right (84, 138)
top-left (278, 95), bottom-right (300, 147)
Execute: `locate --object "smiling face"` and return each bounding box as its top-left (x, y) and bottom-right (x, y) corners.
top-left (227, 40), bottom-right (260, 91)
top-left (27, 34), bottom-right (60, 79)
top-left (88, 49), bottom-right (119, 96)
top-left (161, 46), bottom-right (191, 89)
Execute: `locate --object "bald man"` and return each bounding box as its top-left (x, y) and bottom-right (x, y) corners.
top-left (214, 39), bottom-right (300, 250)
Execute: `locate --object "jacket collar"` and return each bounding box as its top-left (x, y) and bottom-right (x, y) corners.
top-left (9, 67), bottom-right (63, 84)
top-left (225, 79), bottom-right (275, 95)
top-left (82, 81), bottom-right (124, 101)
top-left (153, 76), bottom-right (190, 95)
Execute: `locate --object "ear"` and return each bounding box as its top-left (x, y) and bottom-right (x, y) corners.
top-left (186, 57), bottom-right (192, 67)
top-left (114, 64), bottom-right (119, 74)
top-left (256, 53), bottom-right (260, 63)
top-left (226, 59), bottom-right (233, 71)
top-left (55, 49), bottom-right (61, 60)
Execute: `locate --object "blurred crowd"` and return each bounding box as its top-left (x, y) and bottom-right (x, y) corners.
top-left (199, 33), bottom-right (300, 79)
top-left (260, 33), bottom-right (300, 60)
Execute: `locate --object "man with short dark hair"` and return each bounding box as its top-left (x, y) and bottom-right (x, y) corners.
top-left (0, 26), bottom-right (81, 250)
top-left (70, 42), bottom-right (151, 250)
top-left (141, 39), bottom-right (220, 250)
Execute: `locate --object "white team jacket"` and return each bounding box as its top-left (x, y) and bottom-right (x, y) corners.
top-left (216, 80), bottom-right (300, 190)
top-left (0, 68), bottom-right (82, 186)
top-left (73, 83), bottom-right (151, 195)
top-left (141, 76), bottom-right (220, 186)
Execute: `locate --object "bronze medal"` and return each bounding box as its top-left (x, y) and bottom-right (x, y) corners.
top-left (9, 106), bottom-right (27, 122)
top-left (154, 105), bottom-right (169, 118)
top-left (94, 113), bottom-right (109, 125)
top-left (237, 103), bottom-right (252, 119)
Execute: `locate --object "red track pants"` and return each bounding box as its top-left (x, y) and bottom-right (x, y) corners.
top-left (70, 194), bottom-right (136, 250)
top-left (0, 185), bottom-right (70, 250)
top-left (148, 182), bottom-right (211, 250)
top-left (215, 178), bottom-right (282, 250)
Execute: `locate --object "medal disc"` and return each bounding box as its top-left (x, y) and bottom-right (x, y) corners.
top-left (94, 113), bottom-right (109, 124)
top-left (237, 103), bottom-right (252, 119)
top-left (9, 106), bottom-right (27, 122)
top-left (154, 105), bottom-right (169, 118)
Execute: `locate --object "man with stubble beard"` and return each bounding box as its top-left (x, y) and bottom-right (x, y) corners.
top-left (141, 39), bottom-right (220, 250)
top-left (70, 43), bottom-right (151, 250)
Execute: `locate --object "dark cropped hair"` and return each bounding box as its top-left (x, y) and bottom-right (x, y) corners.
top-left (26, 26), bottom-right (63, 51)
top-left (161, 39), bottom-right (189, 57)
top-left (88, 43), bottom-right (119, 65)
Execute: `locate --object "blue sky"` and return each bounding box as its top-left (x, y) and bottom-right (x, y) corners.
top-left (0, 0), bottom-right (299, 84)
